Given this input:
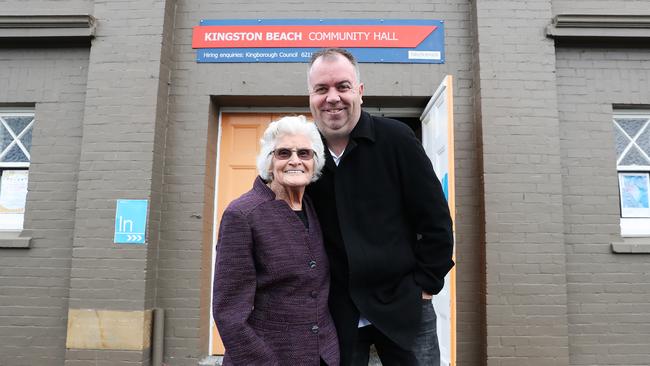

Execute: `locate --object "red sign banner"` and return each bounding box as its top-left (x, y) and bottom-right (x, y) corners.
top-left (192, 25), bottom-right (437, 48)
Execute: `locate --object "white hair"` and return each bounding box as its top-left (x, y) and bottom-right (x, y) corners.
top-left (256, 115), bottom-right (325, 182)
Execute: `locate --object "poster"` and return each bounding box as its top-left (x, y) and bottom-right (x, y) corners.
top-left (619, 173), bottom-right (650, 217)
top-left (0, 170), bottom-right (29, 230)
top-left (0, 170), bottom-right (28, 213)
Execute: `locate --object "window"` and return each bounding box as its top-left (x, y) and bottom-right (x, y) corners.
top-left (613, 111), bottom-right (650, 236)
top-left (0, 110), bottom-right (34, 231)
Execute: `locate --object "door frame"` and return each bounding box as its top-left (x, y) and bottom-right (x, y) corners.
top-left (209, 108), bottom-right (310, 354)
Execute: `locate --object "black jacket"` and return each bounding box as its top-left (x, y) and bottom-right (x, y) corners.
top-left (307, 111), bottom-right (454, 364)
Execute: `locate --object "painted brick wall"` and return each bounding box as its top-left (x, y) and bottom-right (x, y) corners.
top-left (63, 0), bottom-right (173, 364)
top-left (66, 0), bottom-right (169, 309)
top-left (0, 47), bottom-right (89, 366)
top-left (556, 47), bottom-right (650, 366)
top-left (14, 2), bottom-right (650, 366)
top-left (552, 0), bottom-right (650, 14)
top-left (472, 0), bottom-right (570, 364)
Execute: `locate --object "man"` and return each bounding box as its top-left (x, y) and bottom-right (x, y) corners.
top-left (305, 48), bottom-right (455, 366)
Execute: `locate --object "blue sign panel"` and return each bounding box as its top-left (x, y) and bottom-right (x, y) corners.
top-left (193, 19), bottom-right (445, 64)
top-left (114, 199), bottom-right (148, 244)
top-left (442, 173), bottom-right (449, 202)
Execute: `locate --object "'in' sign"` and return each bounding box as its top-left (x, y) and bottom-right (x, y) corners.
top-left (114, 199), bottom-right (148, 244)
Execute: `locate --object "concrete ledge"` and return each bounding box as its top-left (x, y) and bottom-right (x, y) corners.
top-left (0, 15), bottom-right (95, 40)
top-left (0, 230), bottom-right (32, 248)
top-left (547, 14), bottom-right (650, 39)
top-left (611, 238), bottom-right (650, 254)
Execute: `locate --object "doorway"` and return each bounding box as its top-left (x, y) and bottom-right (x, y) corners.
top-left (209, 78), bottom-right (456, 364)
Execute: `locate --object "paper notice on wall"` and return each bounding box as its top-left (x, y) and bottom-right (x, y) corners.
top-left (0, 170), bottom-right (29, 213)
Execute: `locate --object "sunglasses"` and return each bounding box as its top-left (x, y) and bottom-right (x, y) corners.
top-left (271, 148), bottom-right (316, 160)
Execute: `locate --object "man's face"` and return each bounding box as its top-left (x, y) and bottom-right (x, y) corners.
top-left (308, 54), bottom-right (364, 142)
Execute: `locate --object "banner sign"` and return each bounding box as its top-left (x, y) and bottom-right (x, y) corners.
top-left (192, 19), bottom-right (444, 63)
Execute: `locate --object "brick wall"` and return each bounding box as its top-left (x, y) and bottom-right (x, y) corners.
top-left (0, 47), bottom-right (89, 366)
top-left (552, 0), bottom-right (650, 14)
top-left (62, 0), bottom-right (174, 364)
top-left (7, 1), bottom-right (647, 366)
top-left (556, 47), bottom-right (650, 366)
top-left (472, 0), bottom-right (570, 364)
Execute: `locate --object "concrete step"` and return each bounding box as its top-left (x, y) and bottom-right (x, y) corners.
top-left (198, 346), bottom-right (383, 365)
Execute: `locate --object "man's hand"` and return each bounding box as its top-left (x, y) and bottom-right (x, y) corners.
top-left (421, 291), bottom-right (433, 300)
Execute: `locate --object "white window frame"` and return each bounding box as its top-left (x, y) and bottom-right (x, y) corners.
top-left (613, 110), bottom-right (650, 237)
top-left (0, 109), bottom-right (34, 231)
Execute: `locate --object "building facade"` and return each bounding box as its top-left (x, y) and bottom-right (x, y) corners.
top-left (1, 1), bottom-right (649, 365)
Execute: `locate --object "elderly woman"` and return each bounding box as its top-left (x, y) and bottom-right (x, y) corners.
top-left (213, 115), bottom-right (339, 366)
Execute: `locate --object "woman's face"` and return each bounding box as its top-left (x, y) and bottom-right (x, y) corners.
top-left (270, 134), bottom-right (315, 188)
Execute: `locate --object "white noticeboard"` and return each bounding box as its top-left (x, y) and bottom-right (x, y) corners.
top-left (0, 170), bottom-right (29, 230)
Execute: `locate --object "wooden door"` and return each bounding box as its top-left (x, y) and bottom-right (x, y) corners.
top-left (211, 112), bottom-right (309, 354)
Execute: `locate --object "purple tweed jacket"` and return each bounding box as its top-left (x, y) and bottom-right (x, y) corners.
top-left (213, 177), bottom-right (340, 366)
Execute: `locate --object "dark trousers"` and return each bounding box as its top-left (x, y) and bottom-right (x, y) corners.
top-left (350, 299), bottom-right (440, 366)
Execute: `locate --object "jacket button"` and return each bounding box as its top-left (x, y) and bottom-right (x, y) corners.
top-left (310, 290), bottom-right (318, 298)
top-left (311, 325), bottom-right (319, 334)
top-left (308, 260), bottom-right (316, 269)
